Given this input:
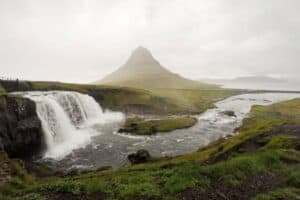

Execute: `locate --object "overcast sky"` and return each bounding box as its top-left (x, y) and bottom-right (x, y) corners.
top-left (0, 0), bottom-right (299, 83)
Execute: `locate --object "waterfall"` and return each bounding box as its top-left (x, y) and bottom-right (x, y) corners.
top-left (21, 91), bottom-right (124, 159)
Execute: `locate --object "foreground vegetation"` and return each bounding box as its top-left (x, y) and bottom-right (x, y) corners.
top-left (119, 116), bottom-right (198, 135)
top-left (0, 85), bottom-right (6, 95)
top-left (1, 97), bottom-right (300, 199)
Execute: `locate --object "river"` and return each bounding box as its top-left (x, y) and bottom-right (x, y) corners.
top-left (19, 91), bottom-right (300, 170)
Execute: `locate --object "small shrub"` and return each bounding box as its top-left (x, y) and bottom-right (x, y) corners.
top-left (164, 175), bottom-right (196, 195)
top-left (117, 182), bottom-right (160, 198)
top-left (83, 179), bottom-right (107, 194)
top-left (252, 187), bottom-right (300, 200)
top-left (42, 180), bottom-right (84, 194)
top-left (198, 177), bottom-right (211, 190)
top-left (286, 170), bottom-right (300, 187)
top-left (222, 175), bottom-right (240, 188)
top-left (264, 135), bottom-right (298, 150)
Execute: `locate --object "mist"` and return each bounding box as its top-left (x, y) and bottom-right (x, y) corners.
top-left (0, 0), bottom-right (299, 83)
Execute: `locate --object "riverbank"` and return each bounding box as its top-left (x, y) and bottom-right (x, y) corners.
top-left (1, 97), bottom-right (300, 200)
top-left (13, 92), bottom-right (300, 170)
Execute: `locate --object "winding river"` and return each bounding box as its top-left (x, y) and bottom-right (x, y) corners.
top-left (19, 91), bottom-right (300, 170)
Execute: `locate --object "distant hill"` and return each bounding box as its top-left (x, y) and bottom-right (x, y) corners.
top-left (200, 76), bottom-right (283, 84)
top-left (95, 47), bottom-right (215, 89)
top-left (199, 76), bottom-right (300, 91)
top-left (230, 76), bottom-right (284, 84)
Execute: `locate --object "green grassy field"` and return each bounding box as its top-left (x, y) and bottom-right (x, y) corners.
top-left (1, 80), bottom-right (240, 115)
top-left (120, 116), bottom-right (198, 135)
top-left (99, 73), bottom-right (218, 90)
top-left (1, 98), bottom-right (300, 200)
top-left (148, 88), bottom-right (238, 113)
top-left (31, 81), bottom-right (239, 115)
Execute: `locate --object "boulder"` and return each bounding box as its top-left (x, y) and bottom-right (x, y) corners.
top-left (0, 95), bottom-right (43, 158)
top-left (221, 110), bottom-right (236, 117)
top-left (128, 149), bottom-right (151, 164)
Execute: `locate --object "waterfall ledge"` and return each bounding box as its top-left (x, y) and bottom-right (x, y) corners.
top-left (19, 91), bottom-right (124, 160)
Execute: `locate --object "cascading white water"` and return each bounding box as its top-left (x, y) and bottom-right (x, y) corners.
top-left (21, 91), bottom-right (124, 160)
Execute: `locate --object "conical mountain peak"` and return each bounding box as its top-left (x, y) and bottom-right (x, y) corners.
top-left (97, 46), bottom-right (212, 90)
top-left (126, 46), bottom-right (157, 66)
top-left (132, 46), bottom-right (152, 56)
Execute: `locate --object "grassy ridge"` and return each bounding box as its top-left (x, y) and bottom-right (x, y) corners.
top-left (30, 81), bottom-right (200, 114)
top-left (214, 99), bottom-right (300, 159)
top-left (1, 80), bottom-right (238, 115)
top-left (149, 88), bottom-right (238, 113)
top-left (120, 116), bottom-right (198, 135)
top-left (2, 98), bottom-right (300, 199)
top-left (99, 74), bottom-right (218, 91)
top-left (30, 81), bottom-right (238, 114)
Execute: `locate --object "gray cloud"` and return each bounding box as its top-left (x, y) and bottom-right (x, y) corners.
top-left (0, 0), bottom-right (299, 83)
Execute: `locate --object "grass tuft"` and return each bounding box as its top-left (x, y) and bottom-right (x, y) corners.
top-left (121, 116), bottom-right (197, 135)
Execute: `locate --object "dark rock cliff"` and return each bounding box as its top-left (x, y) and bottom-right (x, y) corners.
top-left (0, 95), bottom-right (43, 158)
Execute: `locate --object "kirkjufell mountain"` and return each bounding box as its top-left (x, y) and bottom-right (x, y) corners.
top-left (96, 47), bottom-right (214, 89)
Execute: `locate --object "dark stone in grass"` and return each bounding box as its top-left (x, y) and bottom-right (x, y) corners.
top-left (118, 128), bottom-right (127, 133)
top-left (222, 110), bottom-right (236, 117)
top-left (128, 149), bottom-right (151, 164)
top-left (148, 126), bottom-right (157, 135)
top-left (65, 168), bottom-right (80, 176)
top-left (96, 166), bottom-right (112, 172)
top-left (119, 123), bottom-right (138, 133)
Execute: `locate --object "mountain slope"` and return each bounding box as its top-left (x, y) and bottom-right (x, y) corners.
top-left (95, 47), bottom-right (215, 89)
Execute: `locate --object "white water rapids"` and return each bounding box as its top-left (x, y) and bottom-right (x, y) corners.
top-left (21, 91), bottom-right (124, 159)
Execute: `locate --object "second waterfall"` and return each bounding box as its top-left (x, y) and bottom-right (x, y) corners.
top-left (22, 91), bottom-right (124, 159)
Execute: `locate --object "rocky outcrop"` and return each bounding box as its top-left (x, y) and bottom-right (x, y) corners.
top-left (128, 149), bottom-right (151, 164)
top-left (222, 110), bottom-right (236, 117)
top-left (0, 95), bottom-right (43, 158)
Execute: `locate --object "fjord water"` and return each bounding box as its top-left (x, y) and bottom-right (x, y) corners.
top-left (20, 91), bottom-right (300, 170)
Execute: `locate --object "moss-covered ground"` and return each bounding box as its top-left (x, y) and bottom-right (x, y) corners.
top-left (0, 84), bottom-right (6, 95)
top-left (120, 116), bottom-right (198, 135)
top-left (1, 98), bottom-right (300, 199)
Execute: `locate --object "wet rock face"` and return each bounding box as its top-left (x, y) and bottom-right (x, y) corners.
top-left (0, 95), bottom-right (43, 158)
top-left (128, 149), bottom-right (151, 164)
